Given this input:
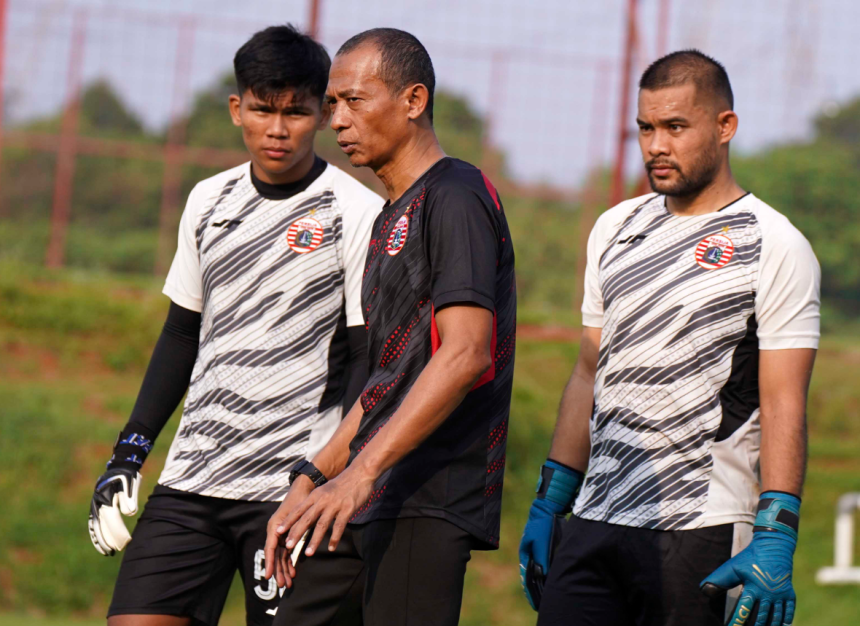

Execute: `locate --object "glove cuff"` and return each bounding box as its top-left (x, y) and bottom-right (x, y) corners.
top-left (754, 491), bottom-right (801, 542)
top-left (536, 459), bottom-right (584, 511)
top-left (107, 422), bottom-right (157, 471)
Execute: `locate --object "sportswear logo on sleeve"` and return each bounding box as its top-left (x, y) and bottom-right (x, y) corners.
top-left (386, 215), bottom-right (409, 256)
top-left (211, 219), bottom-right (243, 229)
top-left (695, 233), bottom-right (734, 270)
top-left (287, 216), bottom-right (324, 254)
top-left (618, 234), bottom-right (647, 244)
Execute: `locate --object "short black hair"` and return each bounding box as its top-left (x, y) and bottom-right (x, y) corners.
top-left (639, 49), bottom-right (734, 110)
top-left (337, 28), bottom-right (436, 123)
top-left (234, 24), bottom-right (330, 103)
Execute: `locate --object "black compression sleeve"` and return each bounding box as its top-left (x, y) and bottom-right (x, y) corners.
top-left (343, 325), bottom-right (369, 414)
top-left (109, 302), bottom-right (200, 470)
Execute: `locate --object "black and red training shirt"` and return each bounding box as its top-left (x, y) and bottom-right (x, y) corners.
top-left (346, 157), bottom-right (516, 549)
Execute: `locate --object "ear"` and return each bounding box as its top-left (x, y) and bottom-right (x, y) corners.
top-left (405, 83), bottom-right (431, 123)
top-left (716, 109), bottom-right (738, 145)
top-left (228, 94), bottom-right (243, 128)
top-left (317, 100), bottom-right (332, 131)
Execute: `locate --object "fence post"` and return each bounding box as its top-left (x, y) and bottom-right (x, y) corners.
top-left (155, 18), bottom-right (196, 276)
top-left (0, 0), bottom-right (8, 217)
top-left (610, 0), bottom-right (638, 207)
top-left (45, 9), bottom-right (87, 269)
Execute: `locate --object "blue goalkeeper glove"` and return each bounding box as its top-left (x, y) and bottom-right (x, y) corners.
top-left (701, 491), bottom-right (801, 626)
top-left (518, 460), bottom-right (584, 611)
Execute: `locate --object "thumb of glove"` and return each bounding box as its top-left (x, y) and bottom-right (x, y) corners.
top-left (701, 557), bottom-right (742, 597)
top-left (117, 472), bottom-right (140, 516)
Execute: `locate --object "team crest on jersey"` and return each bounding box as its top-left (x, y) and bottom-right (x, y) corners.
top-left (387, 215), bottom-right (409, 256)
top-left (695, 233), bottom-right (734, 270)
top-left (286, 216), bottom-right (323, 254)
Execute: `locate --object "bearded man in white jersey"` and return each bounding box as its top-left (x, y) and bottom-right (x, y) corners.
top-left (86, 25), bottom-right (382, 626)
top-left (519, 50), bottom-right (819, 626)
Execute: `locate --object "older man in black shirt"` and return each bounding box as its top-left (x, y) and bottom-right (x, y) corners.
top-left (265, 28), bottom-right (517, 626)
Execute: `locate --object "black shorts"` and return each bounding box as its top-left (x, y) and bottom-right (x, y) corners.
top-left (108, 485), bottom-right (280, 626)
top-left (538, 516), bottom-right (749, 626)
top-left (273, 517), bottom-right (477, 626)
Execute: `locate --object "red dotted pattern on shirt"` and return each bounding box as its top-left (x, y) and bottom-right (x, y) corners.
top-left (487, 420), bottom-right (508, 452)
top-left (360, 372), bottom-right (406, 413)
top-left (494, 331), bottom-right (516, 373)
top-left (350, 485), bottom-right (387, 521)
top-left (364, 286), bottom-right (379, 330)
top-left (485, 482), bottom-right (503, 498)
top-left (487, 456), bottom-right (506, 475)
top-left (378, 298), bottom-right (429, 368)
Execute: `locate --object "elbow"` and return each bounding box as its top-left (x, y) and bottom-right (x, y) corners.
top-left (454, 345), bottom-right (493, 385)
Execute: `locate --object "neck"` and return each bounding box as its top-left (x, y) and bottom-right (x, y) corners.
top-left (252, 148), bottom-right (316, 186)
top-left (374, 129), bottom-right (446, 202)
top-left (665, 163), bottom-right (746, 216)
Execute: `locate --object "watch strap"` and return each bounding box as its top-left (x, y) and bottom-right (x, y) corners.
top-left (289, 459), bottom-right (327, 487)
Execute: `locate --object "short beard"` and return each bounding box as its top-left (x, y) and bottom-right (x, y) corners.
top-left (647, 144), bottom-right (720, 197)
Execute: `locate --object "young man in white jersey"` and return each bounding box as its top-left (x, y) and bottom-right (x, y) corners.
top-left (87, 25), bottom-right (382, 626)
top-left (519, 50), bottom-right (819, 626)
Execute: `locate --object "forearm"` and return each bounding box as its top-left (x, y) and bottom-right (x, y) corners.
top-left (311, 397), bottom-right (364, 480)
top-left (111, 302), bottom-right (199, 468)
top-left (546, 326), bottom-right (600, 472)
top-left (758, 348), bottom-right (816, 496)
top-left (547, 365), bottom-right (593, 472)
top-left (760, 413), bottom-right (806, 496)
top-left (350, 341), bottom-right (490, 480)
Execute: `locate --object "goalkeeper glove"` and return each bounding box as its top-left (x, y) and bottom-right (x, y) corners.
top-left (87, 427), bottom-right (153, 556)
top-left (518, 459), bottom-right (584, 611)
top-left (701, 491), bottom-right (801, 626)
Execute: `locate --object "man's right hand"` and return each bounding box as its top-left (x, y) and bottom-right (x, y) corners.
top-left (88, 467), bottom-right (141, 556)
top-left (265, 475), bottom-right (316, 589)
top-left (518, 460), bottom-right (584, 611)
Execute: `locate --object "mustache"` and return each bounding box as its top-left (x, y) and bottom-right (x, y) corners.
top-left (646, 159), bottom-right (680, 171)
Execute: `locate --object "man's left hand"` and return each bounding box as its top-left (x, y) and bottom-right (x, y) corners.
top-left (279, 465), bottom-right (376, 559)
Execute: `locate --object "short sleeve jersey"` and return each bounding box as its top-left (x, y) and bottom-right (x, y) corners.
top-left (347, 158), bottom-right (517, 548)
top-left (159, 160), bottom-right (382, 501)
top-left (575, 192), bottom-right (820, 530)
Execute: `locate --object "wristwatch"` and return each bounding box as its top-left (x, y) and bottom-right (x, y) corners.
top-left (289, 459), bottom-right (328, 487)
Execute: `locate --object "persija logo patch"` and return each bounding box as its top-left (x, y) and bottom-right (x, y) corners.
top-left (287, 216), bottom-right (324, 254)
top-left (695, 233), bottom-right (734, 270)
top-left (387, 215), bottom-right (409, 256)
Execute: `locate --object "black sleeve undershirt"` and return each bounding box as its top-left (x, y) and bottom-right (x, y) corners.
top-left (124, 301), bottom-right (201, 443)
top-left (343, 324), bottom-right (369, 414)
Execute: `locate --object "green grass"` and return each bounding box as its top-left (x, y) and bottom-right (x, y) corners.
top-left (1, 265), bottom-right (859, 625)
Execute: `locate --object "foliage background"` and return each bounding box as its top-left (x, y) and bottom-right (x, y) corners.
top-left (1, 72), bottom-right (859, 625)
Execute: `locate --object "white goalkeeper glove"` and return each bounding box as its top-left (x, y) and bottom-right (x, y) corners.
top-left (88, 467), bottom-right (141, 556)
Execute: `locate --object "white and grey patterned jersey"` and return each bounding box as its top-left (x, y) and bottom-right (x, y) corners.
top-left (158, 161), bottom-right (382, 501)
top-left (574, 193), bottom-right (820, 530)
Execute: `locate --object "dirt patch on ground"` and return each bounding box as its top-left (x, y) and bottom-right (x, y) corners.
top-left (518, 324), bottom-right (580, 342)
top-left (3, 341), bottom-right (123, 385)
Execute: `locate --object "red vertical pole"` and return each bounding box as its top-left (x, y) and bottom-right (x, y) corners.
top-left (482, 51), bottom-right (508, 176)
top-left (155, 18), bottom-right (196, 275)
top-left (308, 0), bottom-right (321, 40)
top-left (574, 60), bottom-right (612, 314)
top-left (657, 0), bottom-right (671, 57)
top-left (610, 0), bottom-right (638, 208)
top-left (0, 0), bottom-right (8, 216)
top-left (45, 9), bottom-right (87, 269)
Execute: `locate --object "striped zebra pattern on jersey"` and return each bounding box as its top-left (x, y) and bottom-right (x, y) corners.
top-left (574, 194), bottom-right (763, 530)
top-left (159, 172), bottom-right (348, 502)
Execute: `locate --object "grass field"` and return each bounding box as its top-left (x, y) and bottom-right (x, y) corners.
top-left (1, 263), bottom-right (858, 625)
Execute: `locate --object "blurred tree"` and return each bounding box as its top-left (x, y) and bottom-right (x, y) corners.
top-left (733, 98), bottom-right (860, 313)
top-left (814, 97), bottom-right (860, 151)
top-left (79, 80), bottom-right (146, 138)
